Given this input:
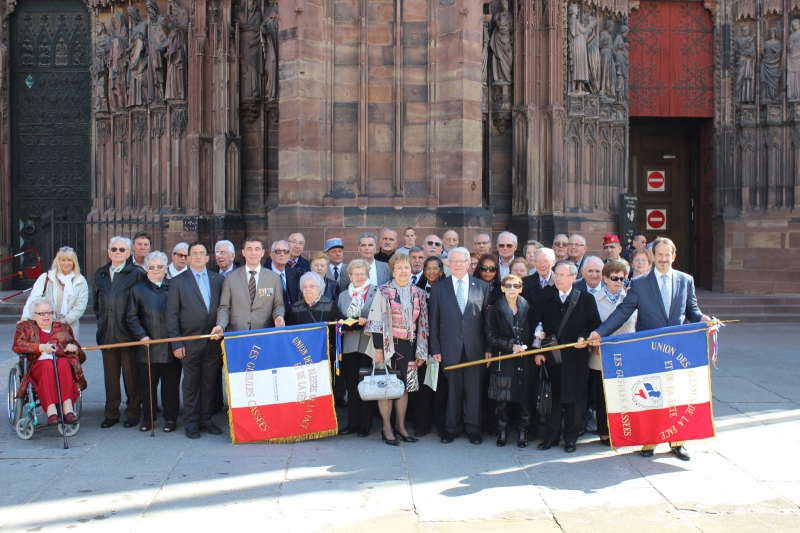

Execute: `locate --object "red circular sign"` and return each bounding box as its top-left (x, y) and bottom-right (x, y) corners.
top-left (647, 210), bottom-right (666, 229)
top-left (648, 171), bottom-right (665, 190)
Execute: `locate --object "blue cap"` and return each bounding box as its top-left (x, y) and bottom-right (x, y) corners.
top-left (325, 238), bottom-right (344, 251)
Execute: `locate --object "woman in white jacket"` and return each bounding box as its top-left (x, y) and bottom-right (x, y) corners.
top-left (591, 259), bottom-right (636, 446)
top-left (21, 247), bottom-right (89, 338)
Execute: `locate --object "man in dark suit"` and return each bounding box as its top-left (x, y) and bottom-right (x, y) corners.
top-left (267, 240), bottom-right (300, 325)
top-left (429, 247), bottom-right (491, 445)
top-left (522, 247), bottom-right (555, 305)
top-left (588, 236), bottom-right (709, 461)
top-left (573, 256), bottom-right (604, 294)
top-left (264, 232), bottom-right (311, 273)
top-left (567, 234), bottom-right (587, 280)
top-left (325, 238), bottom-right (350, 291)
top-left (166, 242), bottom-right (225, 439)
top-left (531, 261), bottom-right (602, 453)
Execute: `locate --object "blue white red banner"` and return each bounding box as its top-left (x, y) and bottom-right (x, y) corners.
top-left (222, 323), bottom-right (338, 444)
top-left (600, 323), bottom-right (716, 448)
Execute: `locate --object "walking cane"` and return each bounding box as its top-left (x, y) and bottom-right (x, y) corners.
top-left (146, 344), bottom-right (155, 437)
top-left (51, 349), bottom-right (69, 450)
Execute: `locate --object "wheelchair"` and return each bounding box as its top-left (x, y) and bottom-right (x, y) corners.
top-left (6, 355), bottom-right (82, 441)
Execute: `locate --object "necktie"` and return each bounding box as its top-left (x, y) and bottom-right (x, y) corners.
top-left (333, 265), bottom-right (339, 281)
top-left (289, 258), bottom-right (296, 268)
top-left (456, 279), bottom-right (466, 314)
top-left (197, 272), bottom-right (210, 312)
top-left (249, 270), bottom-right (257, 304)
top-left (589, 287), bottom-right (597, 294)
top-left (560, 293), bottom-right (567, 304)
top-left (411, 274), bottom-right (417, 285)
top-left (661, 274), bottom-right (670, 316)
top-left (280, 271), bottom-right (287, 291)
top-left (541, 277), bottom-right (547, 288)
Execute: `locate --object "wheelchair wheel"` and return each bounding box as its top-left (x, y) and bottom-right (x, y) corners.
top-left (7, 363), bottom-right (23, 426)
top-left (74, 391), bottom-right (82, 419)
top-left (15, 418), bottom-right (34, 440)
top-left (57, 421), bottom-right (80, 437)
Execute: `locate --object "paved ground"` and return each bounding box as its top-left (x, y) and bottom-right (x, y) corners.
top-left (1, 323), bottom-right (799, 532)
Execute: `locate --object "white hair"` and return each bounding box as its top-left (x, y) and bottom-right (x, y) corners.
top-left (145, 251), bottom-right (168, 267)
top-left (271, 240), bottom-right (289, 252)
top-left (583, 256), bottom-right (604, 271)
top-left (535, 247), bottom-right (556, 261)
top-left (30, 297), bottom-right (55, 313)
top-left (474, 232), bottom-right (491, 244)
top-left (299, 271), bottom-right (325, 292)
top-left (497, 231), bottom-right (518, 246)
top-left (555, 261), bottom-right (578, 276)
top-left (215, 240), bottom-right (235, 253)
top-left (172, 242), bottom-right (189, 254)
top-left (447, 247), bottom-right (471, 262)
top-left (109, 236), bottom-right (132, 249)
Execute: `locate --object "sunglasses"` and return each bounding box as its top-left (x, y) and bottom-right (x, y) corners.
top-left (480, 265), bottom-right (497, 272)
top-left (503, 283), bottom-right (522, 290)
top-left (553, 241), bottom-right (568, 247)
top-left (607, 275), bottom-right (626, 283)
top-left (273, 249), bottom-right (290, 255)
top-left (426, 241), bottom-right (442, 247)
top-left (59, 246), bottom-right (74, 252)
top-left (497, 243), bottom-right (515, 248)
top-left (147, 265), bottom-right (166, 270)
top-left (173, 252), bottom-right (188, 259)
top-left (110, 247), bottom-right (127, 253)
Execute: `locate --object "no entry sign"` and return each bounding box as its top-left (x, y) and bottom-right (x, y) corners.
top-left (646, 209), bottom-right (667, 230)
top-left (647, 171), bottom-right (666, 192)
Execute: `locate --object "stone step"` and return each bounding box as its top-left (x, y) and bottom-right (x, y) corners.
top-left (702, 305), bottom-right (800, 316)
top-left (709, 314), bottom-right (800, 324)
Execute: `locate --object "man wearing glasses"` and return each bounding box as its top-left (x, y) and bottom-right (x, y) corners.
top-left (265, 233), bottom-right (311, 273)
top-left (567, 234), bottom-right (588, 279)
top-left (522, 247), bottom-right (556, 304)
top-left (473, 232), bottom-right (492, 256)
top-left (552, 234), bottom-right (570, 262)
top-left (423, 235), bottom-right (450, 275)
top-left (267, 240), bottom-right (300, 325)
top-left (214, 240), bottom-right (240, 277)
top-left (94, 236), bottom-right (146, 429)
top-left (496, 231), bottom-right (518, 279)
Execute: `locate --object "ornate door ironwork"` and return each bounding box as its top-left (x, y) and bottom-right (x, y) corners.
top-left (10, 0), bottom-right (91, 286)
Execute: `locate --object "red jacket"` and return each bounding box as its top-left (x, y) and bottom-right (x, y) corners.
top-left (13, 320), bottom-right (87, 399)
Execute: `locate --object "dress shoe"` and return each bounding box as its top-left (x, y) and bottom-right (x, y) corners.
top-left (598, 438), bottom-right (611, 446)
top-left (338, 427), bottom-right (358, 435)
top-left (395, 429), bottom-right (418, 443)
top-left (564, 442), bottom-right (577, 453)
top-left (578, 426), bottom-right (586, 437)
top-left (163, 421), bottom-right (177, 433)
top-left (381, 430), bottom-right (399, 446)
top-left (468, 433), bottom-right (482, 445)
top-left (47, 414), bottom-right (60, 426)
top-left (537, 440), bottom-right (557, 450)
top-left (640, 448), bottom-right (655, 458)
top-left (441, 432), bottom-right (456, 444)
top-left (199, 422), bottom-right (224, 435)
top-left (485, 429), bottom-right (499, 437)
top-left (100, 418), bottom-right (119, 428)
top-left (64, 412), bottom-right (78, 424)
top-left (334, 398), bottom-right (348, 408)
top-left (670, 446), bottom-right (691, 461)
top-left (123, 418), bottom-right (140, 428)
top-left (496, 430), bottom-right (507, 447)
top-left (518, 430), bottom-right (528, 448)
top-left (185, 426), bottom-right (201, 439)
top-left (357, 429), bottom-right (369, 438)
top-left (139, 421), bottom-right (152, 432)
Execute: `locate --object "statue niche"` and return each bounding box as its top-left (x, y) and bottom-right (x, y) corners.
top-left (489, 0), bottom-right (513, 108)
top-left (599, 20), bottom-right (616, 101)
top-left (240, 0), bottom-right (264, 102)
top-left (127, 6), bottom-right (149, 107)
top-left (586, 17), bottom-right (600, 95)
top-left (92, 22), bottom-right (111, 113)
top-left (165, 19), bottom-right (186, 100)
top-left (261, 9), bottom-right (278, 101)
top-left (789, 20), bottom-right (800, 102)
top-left (109, 12), bottom-right (128, 111)
top-left (568, 4), bottom-right (589, 94)
top-left (735, 24), bottom-right (756, 104)
top-left (761, 28), bottom-right (781, 104)
top-left (146, 0), bottom-right (169, 104)
top-left (614, 25), bottom-right (629, 103)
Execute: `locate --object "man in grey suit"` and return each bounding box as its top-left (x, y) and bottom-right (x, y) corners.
top-left (166, 242), bottom-right (225, 439)
top-left (429, 247), bottom-right (491, 445)
top-left (212, 237), bottom-right (285, 338)
top-left (358, 232), bottom-right (391, 286)
top-left (588, 236), bottom-right (709, 461)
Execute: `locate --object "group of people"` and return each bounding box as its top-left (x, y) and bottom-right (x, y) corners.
top-left (13, 226), bottom-right (709, 460)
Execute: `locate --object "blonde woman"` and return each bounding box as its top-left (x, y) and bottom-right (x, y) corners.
top-left (22, 247), bottom-right (89, 338)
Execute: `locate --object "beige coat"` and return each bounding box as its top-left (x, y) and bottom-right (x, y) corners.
top-left (216, 266), bottom-right (285, 332)
top-left (591, 288), bottom-right (637, 370)
top-left (22, 271), bottom-right (88, 338)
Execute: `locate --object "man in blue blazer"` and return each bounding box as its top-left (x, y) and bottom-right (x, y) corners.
top-left (429, 247), bottom-right (491, 445)
top-left (588, 237), bottom-right (709, 461)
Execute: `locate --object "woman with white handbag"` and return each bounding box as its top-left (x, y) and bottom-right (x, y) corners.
top-left (365, 254), bottom-right (429, 446)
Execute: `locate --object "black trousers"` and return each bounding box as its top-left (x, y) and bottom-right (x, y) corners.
top-left (590, 369), bottom-right (609, 437)
top-left (342, 351), bottom-right (374, 432)
top-left (213, 362), bottom-right (225, 413)
top-left (544, 364), bottom-right (583, 445)
top-left (102, 348), bottom-right (140, 420)
top-left (445, 348), bottom-right (484, 435)
top-left (481, 367), bottom-right (498, 433)
top-left (410, 362), bottom-right (433, 434)
top-left (181, 345), bottom-right (222, 427)
top-left (433, 365), bottom-right (449, 437)
top-left (497, 401), bottom-right (534, 435)
top-left (138, 359), bottom-right (182, 423)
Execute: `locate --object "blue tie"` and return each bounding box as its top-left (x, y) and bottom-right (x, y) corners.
top-left (280, 271), bottom-right (287, 291)
top-left (660, 274), bottom-right (670, 317)
top-left (456, 279), bottom-right (466, 314)
top-left (197, 272), bottom-right (210, 312)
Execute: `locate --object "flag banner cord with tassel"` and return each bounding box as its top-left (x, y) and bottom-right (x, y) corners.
top-left (222, 323), bottom-right (338, 444)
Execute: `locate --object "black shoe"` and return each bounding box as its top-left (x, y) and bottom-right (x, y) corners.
top-left (357, 429), bottom-right (369, 438)
top-left (640, 448), bottom-right (655, 458)
top-left (578, 426), bottom-right (586, 437)
top-left (395, 429), bottom-right (418, 443)
top-left (441, 432), bottom-right (456, 444)
top-left (101, 418), bottom-right (120, 428)
top-left (496, 430), bottom-right (507, 447)
top-left (565, 442), bottom-right (577, 453)
top-left (199, 422), bottom-right (224, 435)
top-left (164, 421), bottom-right (177, 433)
top-left (139, 421), bottom-right (152, 432)
top-left (338, 427), bottom-right (358, 435)
top-left (381, 430), bottom-right (399, 446)
top-left (334, 398), bottom-right (348, 408)
top-left (537, 440), bottom-right (557, 450)
top-left (123, 418), bottom-right (140, 428)
top-left (671, 446), bottom-right (691, 461)
top-left (598, 438), bottom-right (611, 446)
top-left (186, 426), bottom-right (201, 439)
top-left (485, 429), bottom-right (499, 437)
top-left (517, 430), bottom-right (528, 448)
top-left (468, 433), bottom-right (482, 445)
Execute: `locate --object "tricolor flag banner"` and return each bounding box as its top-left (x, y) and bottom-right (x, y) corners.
top-left (600, 323), bottom-right (716, 448)
top-left (222, 323), bottom-right (338, 444)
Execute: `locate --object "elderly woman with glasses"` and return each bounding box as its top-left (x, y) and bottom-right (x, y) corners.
top-left (485, 274), bottom-right (535, 448)
top-left (21, 246), bottom-right (89, 339)
top-left (167, 242), bottom-right (190, 279)
top-left (629, 247), bottom-right (654, 279)
top-left (126, 251), bottom-right (181, 433)
top-left (14, 297), bottom-right (86, 426)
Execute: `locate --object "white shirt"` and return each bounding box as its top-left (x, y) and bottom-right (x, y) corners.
top-left (367, 259), bottom-right (378, 286)
top-left (558, 289), bottom-right (570, 303)
top-left (585, 280), bottom-right (604, 294)
top-left (329, 263), bottom-right (343, 279)
top-left (245, 264), bottom-right (262, 286)
top-left (410, 271), bottom-right (422, 286)
top-left (219, 264), bottom-right (236, 277)
top-left (167, 263), bottom-right (186, 279)
top-left (451, 274), bottom-right (470, 301)
top-left (657, 268), bottom-right (674, 313)
top-left (271, 264), bottom-right (285, 276)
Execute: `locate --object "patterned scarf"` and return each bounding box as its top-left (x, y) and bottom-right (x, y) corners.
top-left (346, 282), bottom-right (370, 318)
top-left (391, 279), bottom-right (415, 340)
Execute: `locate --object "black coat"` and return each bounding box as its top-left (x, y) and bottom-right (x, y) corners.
top-left (485, 297), bottom-right (534, 404)
top-left (529, 286), bottom-right (602, 403)
top-left (93, 262), bottom-right (147, 345)
top-left (267, 265), bottom-right (301, 325)
top-left (521, 272), bottom-right (554, 307)
top-left (292, 296), bottom-right (342, 356)
top-left (126, 279), bottom-right (173, 364)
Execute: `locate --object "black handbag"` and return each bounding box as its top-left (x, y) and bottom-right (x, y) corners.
top-left (535, 364), bottom-right (552, 415)
top-left (544, 289), bottom-right (581, 367)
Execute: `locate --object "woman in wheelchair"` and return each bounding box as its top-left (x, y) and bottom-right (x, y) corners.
top-left (13, 297), bottom-right (87, 425)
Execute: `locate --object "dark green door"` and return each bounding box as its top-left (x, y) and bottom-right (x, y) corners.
top-left (10, 0), bottom-right (91, 285)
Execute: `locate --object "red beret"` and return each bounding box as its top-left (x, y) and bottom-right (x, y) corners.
top-left (603, 234), bottom-right (620, 245)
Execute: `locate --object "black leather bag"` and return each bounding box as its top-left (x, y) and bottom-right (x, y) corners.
top-left (535, 364), bottom-right (552, 415)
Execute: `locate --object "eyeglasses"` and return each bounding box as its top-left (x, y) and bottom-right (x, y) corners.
top-left (289, 240), bottom-right (305, 246)
top-left (568, 243), bottom-right (585, 247)
top-left (273, 249), bottom-right (290, 255)
top-left (215, 250), bottom-right (232, 255)
top-left (470, 262), bottom-right (478, 268)
top-left (555, 272), bottom-right (576, 278)
top-left (503, 283), bottom-right (522, 289)
top-left (173, 252), bottom-right (188, 259)
top-left (189, 252), bottom-right (207, 257)
top-left (109, 247), bottom-right (127, 253)
top-left (34, 311), bottom-right (54, 316)
top-left (553, 241), bottom-right (568, 247)
top-left (534, 260), bottom-right (552, 266)
top-left (426, 241), bottom-right (442, 247)
top-left (497, 243), bottom-right (515, 248)
top-left (424, 267), bottom-right (441, 272)
top-left (480, 265), bottom-right (497, 272)
top-left (607, 275), bottom-right (626, 283)
top-left (450, 259), bottom-right (468, 265)
top-left (475, 240), bottom-right (490, 246)
top-left (147, 265), bottom-right (166, 270)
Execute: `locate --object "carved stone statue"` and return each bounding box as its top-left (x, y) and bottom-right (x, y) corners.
top-left (261, 10), bottom-right (279, 100)
top-left (614, 25), bottom-right (630, 103)
top-left (586, 17), bottom-right (600, 94)
top-left (165, 20), bottom-right (186, 100)
top-left (127, 6), bottom-right (149, 107)
top-left (169, 0), bottom-right (189, 33)
top-left (789, 20), bottom-right (800, 102)
top-left (240, 0), bottom-right (264, 101)
top-left (568, 4), bottom-right (589, 93)
top-left (761, 28), bottom-right (782, 104)
top-left (146, 0), bottom-right (168, 104)
top-left (109, 12), bottom-right (128, 111)
top-left (91, 22), bottom-right (111, 112)
top-left (489, 0), bottom-right (513, 86)
top-left (599, 20), bottom-right (616, 101)
top-left (735, 25), bottom-right (756, 103)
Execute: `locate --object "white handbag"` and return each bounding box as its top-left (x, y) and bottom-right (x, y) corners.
top-left (358, 364), bottom-right (405, 401)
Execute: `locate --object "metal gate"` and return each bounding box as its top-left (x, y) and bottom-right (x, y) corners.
top-left (10, 0), bottom-right (92, 287)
